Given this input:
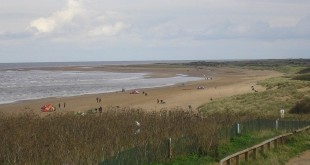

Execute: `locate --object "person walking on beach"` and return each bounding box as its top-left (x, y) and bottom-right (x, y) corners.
top-left (58, 103), bottom-right (61, 109)
top-left (99, 106), bottom-right (103, 113)
top-left (64, 102), bottom-right (66, 108)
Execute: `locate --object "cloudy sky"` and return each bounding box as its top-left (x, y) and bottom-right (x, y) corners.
top-left (0, 0), bottom-right (309, 62)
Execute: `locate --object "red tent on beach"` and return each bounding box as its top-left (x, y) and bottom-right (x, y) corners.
top-left (41, 104), bottom-right (56, 112)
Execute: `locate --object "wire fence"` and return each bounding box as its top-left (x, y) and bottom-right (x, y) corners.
top-left (218, 118), bottom-right (310, 141)
top-left (100, 119), bottom-right (310, 165)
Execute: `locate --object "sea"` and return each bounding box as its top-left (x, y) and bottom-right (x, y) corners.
top-left (0, 61), bottom-right (202, 104)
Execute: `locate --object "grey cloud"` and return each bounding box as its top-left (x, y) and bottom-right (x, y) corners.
top-left (0, 32), bottom-right (33, 40)
top-left (194, 16), bottom-right (310, 41)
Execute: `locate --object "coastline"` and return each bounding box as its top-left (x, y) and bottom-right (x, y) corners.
top-left (0, 64), bottom-right (282, 116)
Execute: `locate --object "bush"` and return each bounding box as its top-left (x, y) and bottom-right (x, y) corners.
top-left (289, 96), bottom-right (310, 114)
top-left (297, 67), bottom-right (310, 74)
top-left (292, 73), bottom-right (310, 81)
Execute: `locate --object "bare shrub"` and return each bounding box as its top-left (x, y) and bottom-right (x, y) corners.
top-left (289, 96), bottom-right (310, 114)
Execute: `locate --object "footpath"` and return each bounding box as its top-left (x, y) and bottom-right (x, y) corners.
top-left (286, 150), bottom-right (310, 165)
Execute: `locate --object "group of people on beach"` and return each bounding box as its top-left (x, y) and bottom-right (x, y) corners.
top-left (96, 97), bottom-right (102, 103)
top-left (251, 86), bottom-right (258, 92)
top-left (94, 106), bottom-right (103, 113)
top-left (142, 91), bottom-right (148, 96)
top-left (58, 102), bottom-right (66, 109)
top-left (157, 99), bottom-right (166, 104)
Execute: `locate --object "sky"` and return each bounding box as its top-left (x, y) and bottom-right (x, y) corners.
top-left (0, 0), bottom-right (310, 62)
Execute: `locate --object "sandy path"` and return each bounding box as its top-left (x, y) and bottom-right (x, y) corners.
top-left (286, 150), bottom-right (310, 165)
top-left (0, 66), bottom-right (281, 116)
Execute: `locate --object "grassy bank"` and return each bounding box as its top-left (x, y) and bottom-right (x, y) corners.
top-left (199, 76), bottom-right (310, 118)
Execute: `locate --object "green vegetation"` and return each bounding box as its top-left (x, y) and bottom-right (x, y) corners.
top-left (185, 59), bottom-right (310, 74)
top-left (155, 131), bottom-right (279, 165)
top-left (239, 130), bottom-right (310, 165)
top-left (217, 131), bottom-right (278, 159)
top-left (297, 67), bottom-right (310, 74)
top-left (292, 73), bottom-right (310, 81)
top-left (153, 154), bottom-right (217, 165)
top-left (199, 76), bottom-right (310, 118)
top-left (290, 96), bottom-right (310, 114)
top-left (195, 60), bottom-right (310, 164)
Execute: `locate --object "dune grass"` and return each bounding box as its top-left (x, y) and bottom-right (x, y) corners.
top-left (199, 76), bottom-right (310, 118)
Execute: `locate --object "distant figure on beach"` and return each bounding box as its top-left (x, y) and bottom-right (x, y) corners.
top-left (210, 98), bottom-right (213, 101)
top-left (58, 103), bottom-right (61, 109)
top-left (122, 88), bottom-right (125, 92)
top-left (99, 106), bottom-right (103, 113)
top-left (64, 102), bottom-right (66, 108)
top-left (99, 98), bottom-right (101, 103)
top-left (145, 93), bottom-right (148, 96)
top-left (96, 97), bottom-right (99, 103)
top-left (188, 105), bottom-right (192, 109)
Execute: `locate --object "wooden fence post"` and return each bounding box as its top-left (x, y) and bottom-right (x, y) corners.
top-left (227, 158), bottom-right (231, 165)
top-left (168, 137), bottom-right (172, 159)
top-left (274, 139), bottom-right (278, 149)
top-left (260, 145), bottom-right (264, 154)
top-left (236, 155), bottom-right (240, 165)
top-left (245, 151), bottom-right (249, 162)
top-left (253, 148), bottom-right (257, 160)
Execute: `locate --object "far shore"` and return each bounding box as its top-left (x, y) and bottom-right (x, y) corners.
top-left (0, 64), bottom-right (282, 116)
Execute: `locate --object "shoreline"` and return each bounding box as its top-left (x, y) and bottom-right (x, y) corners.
top-left (0, 65), bottom-right (282, 116)
top-left (0, 76), bottom-right (201, 105)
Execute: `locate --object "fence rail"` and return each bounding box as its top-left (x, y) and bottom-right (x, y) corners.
top-left (219, 125), bottom-right (310, 165)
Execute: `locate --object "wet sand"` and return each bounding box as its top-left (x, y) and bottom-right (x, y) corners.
top-left (0, 65), bottom-right (282, 116)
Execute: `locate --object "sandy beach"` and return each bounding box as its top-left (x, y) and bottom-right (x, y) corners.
top-left (0, 64), bottom-right (281, 116)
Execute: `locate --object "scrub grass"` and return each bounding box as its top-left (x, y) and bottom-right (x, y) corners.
top-left (199, 76), bottom-right (310, 118)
